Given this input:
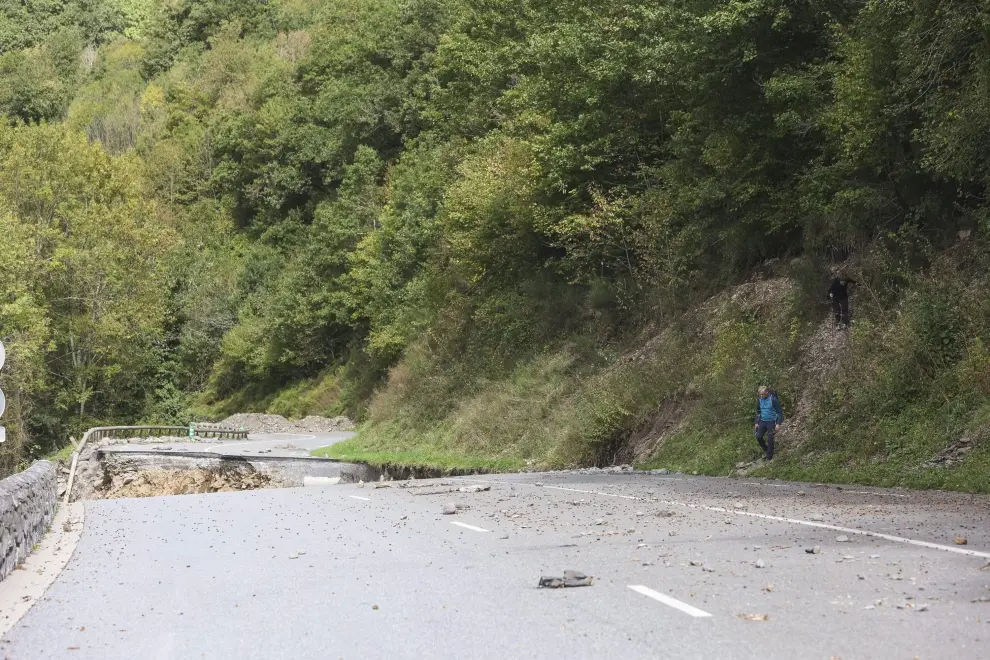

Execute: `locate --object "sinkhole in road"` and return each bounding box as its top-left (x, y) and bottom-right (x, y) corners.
top-left (66, 445), bottom-right (381, 500)
top-left (99, 463), bottom-right (274, 499)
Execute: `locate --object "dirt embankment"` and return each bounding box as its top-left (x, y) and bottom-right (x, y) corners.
top-left (608, 277), bottom-right (855, 468)
top-left (219, 413), bottom-right (355, 434)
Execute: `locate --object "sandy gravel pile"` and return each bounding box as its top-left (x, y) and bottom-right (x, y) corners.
top-left (220, 413), bottom-right (355, 433)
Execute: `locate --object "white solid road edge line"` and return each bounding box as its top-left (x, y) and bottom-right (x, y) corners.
top-left (628, 585), bottom-right (713, 618)
top-left (741, 481), bottom-right (908, 498)
top-left (541, 485), bottom-right (990, 559)
top-left (0, 502), bottom-right (85, 637)
top-left (349, 495), bottom-right (371, 501)
top-left (449, 521), bottom-right (491, 533)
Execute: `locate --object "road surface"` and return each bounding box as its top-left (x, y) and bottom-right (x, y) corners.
top-left (103, 431), bottom-right (353, 459)
top-left (2, 462), bottom-right (989, 658)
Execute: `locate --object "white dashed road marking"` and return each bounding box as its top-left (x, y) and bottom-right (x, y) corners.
top-left (349, 496), bottom-right (371, 501)
top-left (628, 586), bottom-right (713, 618)
top-left (449, 522), bottom-right (490, 533)
top-left (540, 485), bottom-right (990, 559)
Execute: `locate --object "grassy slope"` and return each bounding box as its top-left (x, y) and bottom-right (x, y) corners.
top-left (315, 259), bottom-right (990, 493)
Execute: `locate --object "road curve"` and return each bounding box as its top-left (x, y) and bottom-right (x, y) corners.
top-left (103, 431), bottom-right (354, 459)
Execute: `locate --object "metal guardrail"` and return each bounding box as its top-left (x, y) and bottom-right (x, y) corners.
top-left (63, 424), bottom-right (248, 503)
top-left (83, 425), bottom-right (248, 442)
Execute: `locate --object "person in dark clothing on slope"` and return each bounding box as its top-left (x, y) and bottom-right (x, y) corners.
top-left (827, 274), bottom-right (857, 328)
top-left (753, 386), bottom-right (783, 461)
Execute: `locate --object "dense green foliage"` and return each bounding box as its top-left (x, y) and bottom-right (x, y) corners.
top-left (0, 0), bottom-right (988, 487)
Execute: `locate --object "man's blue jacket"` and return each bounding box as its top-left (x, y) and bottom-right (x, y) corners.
top-left (754, 392), bottom-right (783, 425)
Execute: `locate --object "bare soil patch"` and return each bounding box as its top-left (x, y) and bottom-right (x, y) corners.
top-left (103, 465), bottom-right (273, 499)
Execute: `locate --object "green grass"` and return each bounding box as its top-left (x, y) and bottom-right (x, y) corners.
top-left (344, 350), bottom-right (601, 470)
top-left (43, 443), bottom-right (76, 463)
top-left (190, 370), bottom-right (344, 423)
top-left (635, 396), bottom-right (990, 493)
top-left (638, 424), bottom-right (764, 476)
top-left (637, 428), bottom-right (990, 494)
top-left (312, 437), bottom-right (527, 473)
top-left (267, 372), bottom-right (342, 419)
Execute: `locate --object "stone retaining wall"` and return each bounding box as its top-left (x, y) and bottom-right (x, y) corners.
top-left (0, 461), bottom-right (57, 581)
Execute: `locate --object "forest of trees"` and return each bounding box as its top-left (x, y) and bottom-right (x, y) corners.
top-left (1, 0), bottom-right (988, 481)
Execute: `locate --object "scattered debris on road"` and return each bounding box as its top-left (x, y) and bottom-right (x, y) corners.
top-left (458, 484), bottom-right (491, 493)
top-left (755, 559), bottom-right (766, 568)
top-left (895, 602), bottom-right (929, 611)
top-left (836, 535), bottom-right (849, 542)
top-left (538, 571), bottom-right (593, 588)
top-left (442, 503), bottom-right (457, 515)
top-left (806, 546), bottom-right (822, 554)
top-left (953, 537), bottom-right (967, 545)
top-left (738, 613), bottom-right (769, 621)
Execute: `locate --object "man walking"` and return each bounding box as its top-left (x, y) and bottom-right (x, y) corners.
top-left (753, 386), bottom-right (782, 461)
top-left (827, 274), bottom-right (857, 328)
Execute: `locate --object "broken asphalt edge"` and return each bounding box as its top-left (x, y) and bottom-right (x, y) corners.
top-left (97, 449), bottom-right (344, 463)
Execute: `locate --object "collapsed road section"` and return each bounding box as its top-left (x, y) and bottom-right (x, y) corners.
top-left (64, 438), bottom-right (379, 501)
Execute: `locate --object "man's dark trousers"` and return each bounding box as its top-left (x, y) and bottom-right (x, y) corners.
top-left (832, 298), bottom-right (850, 326)
top-left (755, 420), bottom-right (776, 460)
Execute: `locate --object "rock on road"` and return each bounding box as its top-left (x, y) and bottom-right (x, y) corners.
top-left (2, 468), bottom-right (989, 659)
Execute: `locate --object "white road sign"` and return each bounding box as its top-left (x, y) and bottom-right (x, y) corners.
top-left (0, 340), bottom-right (5, 370)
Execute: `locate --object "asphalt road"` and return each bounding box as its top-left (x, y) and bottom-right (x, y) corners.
top-left (105, 431), bottom-right (354, 459)
top-left (3, 467), bottom-right (989, 659)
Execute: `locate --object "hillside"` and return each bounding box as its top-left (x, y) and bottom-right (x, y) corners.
top-left (0, 0), bottom-right (987, 490)
top-left (330, 259), bottom-right (990, 492)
